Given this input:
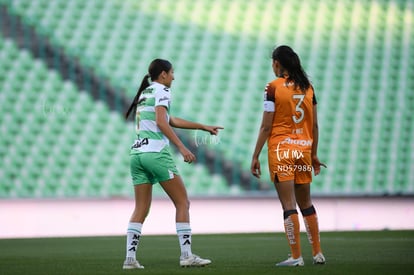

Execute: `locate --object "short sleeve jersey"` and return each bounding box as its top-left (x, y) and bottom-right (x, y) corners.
top-left (264, 77), bottom-right (317, 151)
top-left (130, 82), bottom-right (171, 153)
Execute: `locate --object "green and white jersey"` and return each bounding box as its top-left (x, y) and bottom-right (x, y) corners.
top-left (130, 82), bottom-right (172, 153)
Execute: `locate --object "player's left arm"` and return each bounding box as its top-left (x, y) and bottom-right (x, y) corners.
top-left (311, 103), bottom-right (327, 175)
top-left (311, 103), bottom-right (319, 157)
top-left (169, 116), bottom-right (223, 135)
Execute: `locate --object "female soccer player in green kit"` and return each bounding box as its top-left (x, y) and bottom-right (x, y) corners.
top-left (123, 59), bottom-right (223, 269)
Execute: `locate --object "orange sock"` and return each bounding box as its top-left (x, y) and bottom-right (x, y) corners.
top-left (302, 206), bottom-right (322, 256)
top-left (283, 210), bottom-right (301, 259)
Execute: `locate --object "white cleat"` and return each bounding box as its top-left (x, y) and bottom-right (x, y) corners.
top-left (276, 256), bottom-right (304, 266)
top-left (313, 252), bottom-right (326, 264)
top-left (123, 259), bottom-right (145, 269)
top-left (180, 254), bottom-right (212, 267)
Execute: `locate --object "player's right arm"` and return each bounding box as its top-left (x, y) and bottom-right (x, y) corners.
top-left (251, 111), bottom-right (274, 178)
top-left (155, 106), bottom-right (195, 163)
top-left (251, 83), bottom-right (275, 178)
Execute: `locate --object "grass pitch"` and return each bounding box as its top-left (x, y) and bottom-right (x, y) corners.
top-left (1, 231), bottom-right (413, 274)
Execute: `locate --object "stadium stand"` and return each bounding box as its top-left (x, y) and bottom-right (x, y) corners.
top-left (0, 35), bottom-right (234, 198)
top-left (0, 0), bottom-right (413, 197)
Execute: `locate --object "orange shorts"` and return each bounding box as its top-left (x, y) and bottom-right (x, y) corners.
top-left (268, 144), bottom-right (313, 184)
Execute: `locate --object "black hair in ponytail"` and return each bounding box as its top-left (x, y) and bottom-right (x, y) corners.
top-left (125, 59), bottom-right (172, 120)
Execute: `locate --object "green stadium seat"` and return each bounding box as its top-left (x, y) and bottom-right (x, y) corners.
top-left (0, 0), bottom-right (413, 197)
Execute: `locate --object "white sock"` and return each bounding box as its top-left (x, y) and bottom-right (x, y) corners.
top-left (176, 222), bottom-right (192, 258)
top-left (126, 222), bottom-right (142, 260)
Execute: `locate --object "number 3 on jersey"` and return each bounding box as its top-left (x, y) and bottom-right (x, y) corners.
top-left (292, 94), bottom-right (305, 124)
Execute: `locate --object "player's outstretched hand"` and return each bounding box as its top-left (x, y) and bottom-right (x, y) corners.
top-left (202, 125), bottom-right (224, 135)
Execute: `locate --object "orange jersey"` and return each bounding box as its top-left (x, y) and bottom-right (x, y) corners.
top-left (264, 77), bottom-right (316, 152)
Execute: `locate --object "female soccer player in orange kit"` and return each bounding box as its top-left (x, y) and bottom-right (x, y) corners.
top-left (251, 45), bottom-right (326, 266)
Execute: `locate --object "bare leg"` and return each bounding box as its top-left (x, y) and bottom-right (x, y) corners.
top-left (294, 183), bottom-right (312, 210)
top-left (160, 175), bottom-right (190, 222)
top-left (160, 174), bottom-right (194, 259)
top-left (129, 183), bottom-right (153, 223)
top-left (274, 179), bottom-right (296, 211)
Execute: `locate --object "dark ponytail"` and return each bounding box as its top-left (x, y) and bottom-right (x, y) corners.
top-left (125, 74), bottom-right (151, 119)
top-left (272, 45), bottom-right (310, 92)
top-left (125, 58), bottom-right (172, 120)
